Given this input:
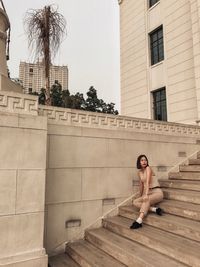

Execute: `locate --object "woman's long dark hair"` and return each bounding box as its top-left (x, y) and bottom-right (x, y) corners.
top-left (136, 154), bottom-right (149, 169)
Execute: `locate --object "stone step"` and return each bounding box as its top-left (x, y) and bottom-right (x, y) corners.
top-left (85, 228), bottom-right (187, 267)
top-left (169, 172), bottom-right (200, 180)
top-left (179, 165), bottom-right (200, 172)
top-left (119, 205), bottom-right (200, 242)
top-left (188, 159), bottom-right (200, 165)
top-left (65, 240), bottom-right (125, 267)
top-left (102, 216), bottom-right (200, 267)
top-left (163, 188), bottom-right (200, 204)
top-left (159, 199), bottom-right (200, 221)
top-left (48, 253), bottom-right (80, 267)
top-left (160, 179), bottom-right (200, 191)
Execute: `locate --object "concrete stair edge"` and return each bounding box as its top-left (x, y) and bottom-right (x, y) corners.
top-left (48, 253), bottom-right (80, 267)
top-left (102, 216), bottom-right (200, 267)
top-left (163, 188), bottom-right (200, 204)
top-left (85, 227), bottom-right (187, 267)
top-left (168, 171), bottom-right (200, 180)
top-left (160, 179), bottom-right (200, 191)
top-left (65, 240), bottom-right (126, 267)
top-left (118, 205), bottom-right (200, 242)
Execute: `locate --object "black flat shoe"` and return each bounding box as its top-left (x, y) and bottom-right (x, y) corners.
top-left (130, 221), bottom-right (142, 229)
top-left (156, 207), bottom-right (163, 216)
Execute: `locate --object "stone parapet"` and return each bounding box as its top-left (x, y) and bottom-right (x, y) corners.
top-left (0, 90), bottom-right (38, 115)
top-left (39, 105), bottom-right (200, 137)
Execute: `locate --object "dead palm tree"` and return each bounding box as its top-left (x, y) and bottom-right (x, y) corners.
top-left (24, 5), bottom-right (66, 105)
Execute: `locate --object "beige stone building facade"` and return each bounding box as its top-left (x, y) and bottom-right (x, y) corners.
top-left (119, 0), bottom-right (200, 124)
top-left (19, 61), bottom-right (68, 93)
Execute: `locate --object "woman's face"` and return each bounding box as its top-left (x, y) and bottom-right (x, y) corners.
top-left (140, 156), bottom-right (147, 168)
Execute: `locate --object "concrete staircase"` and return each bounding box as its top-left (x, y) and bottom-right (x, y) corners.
top-left (49, 154), bottom-right (200, 267)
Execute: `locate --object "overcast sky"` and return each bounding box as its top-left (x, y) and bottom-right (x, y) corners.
top-left (5, 0), bottom-right (120, 111)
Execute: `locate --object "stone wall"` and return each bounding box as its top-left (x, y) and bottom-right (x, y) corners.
top-left (40, 105), bottom-right (200, 255)
top-left (0, 91), bottom-right (48, 266)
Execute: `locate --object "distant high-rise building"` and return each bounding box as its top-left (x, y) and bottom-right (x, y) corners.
top-left (19, 61), bottom-right (68, 93)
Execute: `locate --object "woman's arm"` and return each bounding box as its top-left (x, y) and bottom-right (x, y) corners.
top-left (144, 166), bottom-right (152, 196)
top-left (138, 172), bottom-right (144, 196)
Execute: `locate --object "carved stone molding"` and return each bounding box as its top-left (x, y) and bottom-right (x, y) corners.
top-left (39, 105), bottom-right (200, 137)
top-left (0, 91), bottom-right (38, 115)
top-left (0, 31), bottom-right (6, 40)
top-left (0, 8), bottom-right (10, 30)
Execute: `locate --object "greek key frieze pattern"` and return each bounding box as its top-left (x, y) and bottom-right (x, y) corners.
top-left (39, 105), bottom-right (200, 137)
top-left (0, 93), bottom-right (38, 115)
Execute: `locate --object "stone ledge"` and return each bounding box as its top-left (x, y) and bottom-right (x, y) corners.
top-left (0, 111), bottom-right (47, 130)
top-left (39, 105), bottom-right (200, 137)
top-left (0, 91), bottom-right (38, 116)
top-left (0, 248), bottom-right (47, 265)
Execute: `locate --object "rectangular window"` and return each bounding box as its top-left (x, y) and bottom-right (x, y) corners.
top-left (152, 87), bottom-right (167, 121)
top-left (149, 26), bottom-right (164, 65)
top-left (29, 68), bottom-right (33, 73)
top-left (149, 0), bottom-right (159, 8)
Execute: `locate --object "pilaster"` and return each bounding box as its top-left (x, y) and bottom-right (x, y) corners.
top-left (189, 0), bottom-right (200, 122)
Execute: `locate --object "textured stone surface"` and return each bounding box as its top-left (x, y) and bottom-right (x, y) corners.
top-left (0, 213), bottom-right (44, 258)
top-left (0, 170), bottom-right (16, 215)
top-left (0, 127), bottom-right (46, 169)
top-left (16, 170), bottom-right (46, 213)
top-left (46, 168), bottom-right (82, 204)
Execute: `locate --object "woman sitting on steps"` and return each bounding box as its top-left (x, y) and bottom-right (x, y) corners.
top-left (130, 154), bottom-right (164, 229)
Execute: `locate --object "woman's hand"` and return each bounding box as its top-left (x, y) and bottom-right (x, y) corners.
top-left (143, 195), bottom-right (149, 201)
